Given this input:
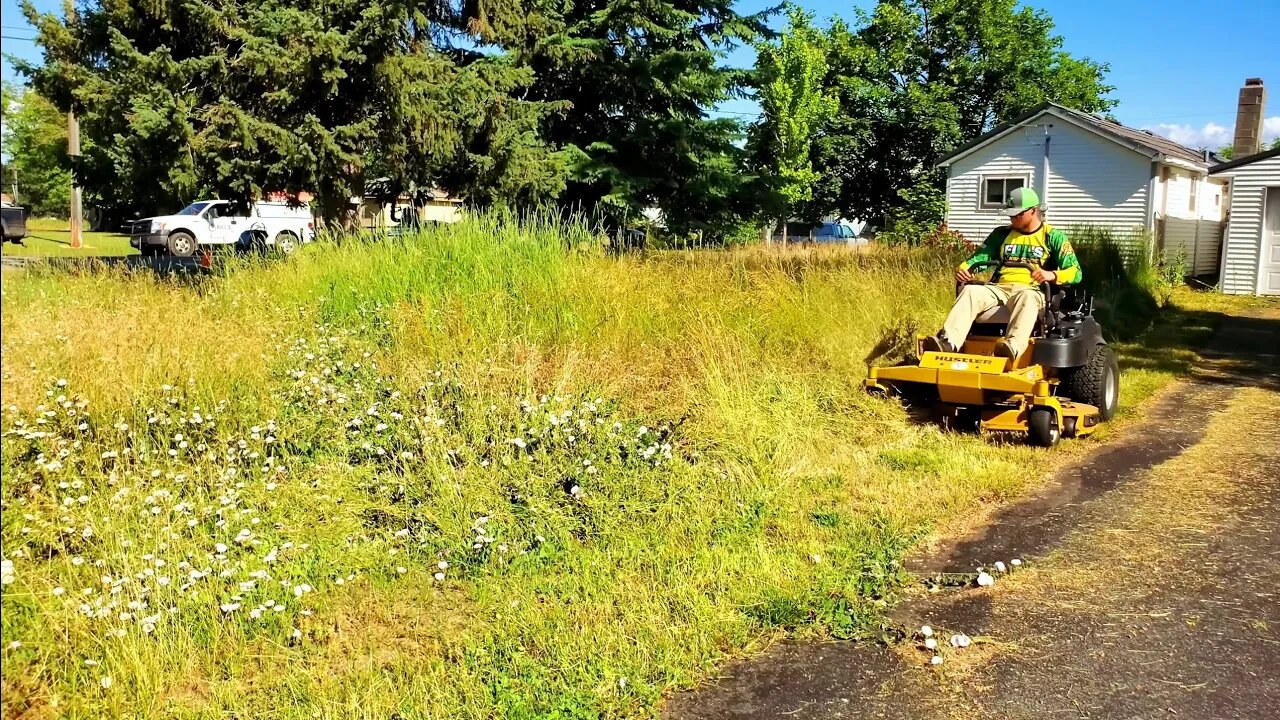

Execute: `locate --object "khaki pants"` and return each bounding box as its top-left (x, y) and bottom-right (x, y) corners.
top-left (941, 284), bottom-right (1045, 356)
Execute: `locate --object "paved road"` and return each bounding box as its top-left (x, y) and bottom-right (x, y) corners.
top-left (666, 308), bottom-right (1280, 720)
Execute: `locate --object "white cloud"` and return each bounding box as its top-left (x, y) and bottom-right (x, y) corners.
top-left (1144, 121), bottom-right (1230, 149)
top-left (1144, 116), bottom-right (1280, 149)
top-left (1266, 117), bottom-right (1280, 143)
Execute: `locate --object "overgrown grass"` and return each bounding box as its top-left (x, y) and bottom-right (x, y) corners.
top-left (1, 215), bottom-right (1267, 719)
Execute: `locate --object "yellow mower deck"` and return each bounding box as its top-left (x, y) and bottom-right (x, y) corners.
top-left (865, 337), bottom-right (1102, 439)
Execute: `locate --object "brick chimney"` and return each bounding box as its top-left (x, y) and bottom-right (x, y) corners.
top-left (1233, 78), bottom-right (1266, 158)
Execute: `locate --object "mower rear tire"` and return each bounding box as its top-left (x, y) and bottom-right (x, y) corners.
top-left (1028, 407), bottom-right (1060, 448)
top-left (1059, 344), bottom-right (1119, 421)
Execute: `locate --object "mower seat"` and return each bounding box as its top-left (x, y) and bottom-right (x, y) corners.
top-left (975, 306), bottom-right (1012, 323)
top-left (970, 287), bottom-right (1067, 336)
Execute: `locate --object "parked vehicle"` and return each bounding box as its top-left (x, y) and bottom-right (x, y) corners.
top-left (772, 219), bottom-right (868, 245)
top-left (1, 202), bottom-right (30, 244)
top-left (129, 200), bottom-right (315, 257)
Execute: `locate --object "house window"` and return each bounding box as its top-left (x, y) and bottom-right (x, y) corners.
top-left (1189, 178), bottom-right (1198, 214)
top-left (981, 177), bottom-right (1027, 209)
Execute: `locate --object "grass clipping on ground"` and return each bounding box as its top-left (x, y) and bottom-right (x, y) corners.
top-left (0, 216), bottom-right (1261, 719)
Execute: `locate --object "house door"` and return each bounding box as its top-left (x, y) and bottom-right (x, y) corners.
top-left (1263, 187), bottom-right (1280, 295)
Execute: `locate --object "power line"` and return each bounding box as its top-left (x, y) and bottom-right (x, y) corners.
top-left (2, 35), bottom-right (38, 43)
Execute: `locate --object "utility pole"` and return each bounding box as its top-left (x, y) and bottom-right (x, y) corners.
top-left (68, 110), bottom-right (84, 248)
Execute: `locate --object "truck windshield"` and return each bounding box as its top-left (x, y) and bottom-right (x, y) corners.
top-left (176, 202), bottom-right (211, 216)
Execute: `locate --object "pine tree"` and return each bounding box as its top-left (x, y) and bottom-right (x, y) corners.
top-left (18, 0), bottom-right (567, 220)
top-left (468, 0), bottom-right (772, 236)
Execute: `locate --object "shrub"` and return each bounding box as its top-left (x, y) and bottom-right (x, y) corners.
top-left (1067, 225), bottom-right (1168, 339)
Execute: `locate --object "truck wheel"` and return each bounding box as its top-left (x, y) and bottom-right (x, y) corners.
top-left (273, 231), bottom-right (299, 255)
top-left (167, 231), bottom-right (198, 257)
top-left (1059, 345), bottom-right (1119, 421)
top-left (1028, 407), bottom-right (1060, 448)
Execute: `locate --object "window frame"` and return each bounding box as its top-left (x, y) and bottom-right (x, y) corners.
top-left (979, 174), bottom-right (1031, 210)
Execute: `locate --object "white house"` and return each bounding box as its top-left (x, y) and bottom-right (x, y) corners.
top-left (937, 103), bottom-right (1227, 275)
top-left (1210, 147), bottom-right (1280, 295)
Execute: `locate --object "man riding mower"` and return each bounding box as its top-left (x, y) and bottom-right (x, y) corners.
top-left (865, 187), bottom-right (1120, 447)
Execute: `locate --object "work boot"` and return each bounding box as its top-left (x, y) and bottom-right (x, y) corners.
top-left (922, 335), bottom-right (955, 354)
top-left (993, 340), bottom-right (1018, 359)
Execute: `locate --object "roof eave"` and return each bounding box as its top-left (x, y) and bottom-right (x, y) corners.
top-left (937, 102), bottom-right (1211, 171)
top-left (1160, 156), bottom-right (1211, 172)
top-left (1209, 146), bottom-right (1280, 174)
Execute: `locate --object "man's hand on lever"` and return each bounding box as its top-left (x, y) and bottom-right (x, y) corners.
top-left (1031, 268), bottom-right (1057, 284)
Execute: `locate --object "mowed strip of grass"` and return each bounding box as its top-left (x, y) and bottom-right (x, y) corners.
top-left (0, 215), bottom-right (1270, 719)
top-left (2, 217), bottom-right (137, 257)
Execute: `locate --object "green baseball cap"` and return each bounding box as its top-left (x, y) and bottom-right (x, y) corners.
top-left (1004, 187), bottom-right (1040, 216)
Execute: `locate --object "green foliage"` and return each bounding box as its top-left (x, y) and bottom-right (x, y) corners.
top-left (809, 0), bottom-right (1115, 224)
top-left (874, 177), bottom-right (965, 251)
top-left (752, 5), bottom-right (838, 224)
top-left (1068, 225), bottom-right (1168, 339)
top-left (494, 0), bottom-right (772, 236)
top-left (0, 83), bottom-right (72, 217)
top-left (18, 0), bottom-right (567, 219)
top-left (17, 0), bottom-right (771, 234)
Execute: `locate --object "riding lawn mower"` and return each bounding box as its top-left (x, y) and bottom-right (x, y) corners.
top-left (865, 261), bottom-right (1120, 447)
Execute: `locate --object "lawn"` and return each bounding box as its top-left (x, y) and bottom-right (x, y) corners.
top-left (0, 215), bottom-right (1271, 719)
top-left (2, 217), bottom-right (137, 257)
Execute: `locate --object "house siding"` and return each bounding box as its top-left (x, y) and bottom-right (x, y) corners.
top-left (1215, 154), bottom-right (1280, 294)
top-left (945, 117), bottom-right (1150, 244)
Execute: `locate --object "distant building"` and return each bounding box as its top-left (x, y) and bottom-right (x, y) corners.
top-left (355, 181), bottom-right (464, 231)
top-left (938, 102), bottom-right (1228, 277)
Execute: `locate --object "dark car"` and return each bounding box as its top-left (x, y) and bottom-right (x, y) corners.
top-left (1, 202), bottom-right (30, 244)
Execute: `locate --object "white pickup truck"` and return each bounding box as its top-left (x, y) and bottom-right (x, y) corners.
top-left (130, 200), bottom-right (315, 257)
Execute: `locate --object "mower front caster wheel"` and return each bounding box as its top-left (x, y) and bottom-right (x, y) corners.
top-left (1028, 408), bottom-right (1060, 448)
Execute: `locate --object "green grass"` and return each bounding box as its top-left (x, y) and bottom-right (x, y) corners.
top-left (2, 217), bottom-right (137, 257)
top-left (0, 214), bottom-right (1269, 719)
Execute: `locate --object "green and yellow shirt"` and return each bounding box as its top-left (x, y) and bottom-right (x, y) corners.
top-left (962, 223), bottom-right (1082, 286)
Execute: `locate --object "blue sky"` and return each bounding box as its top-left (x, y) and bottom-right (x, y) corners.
top-left (3, 0), bottom-right (1278, 148)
